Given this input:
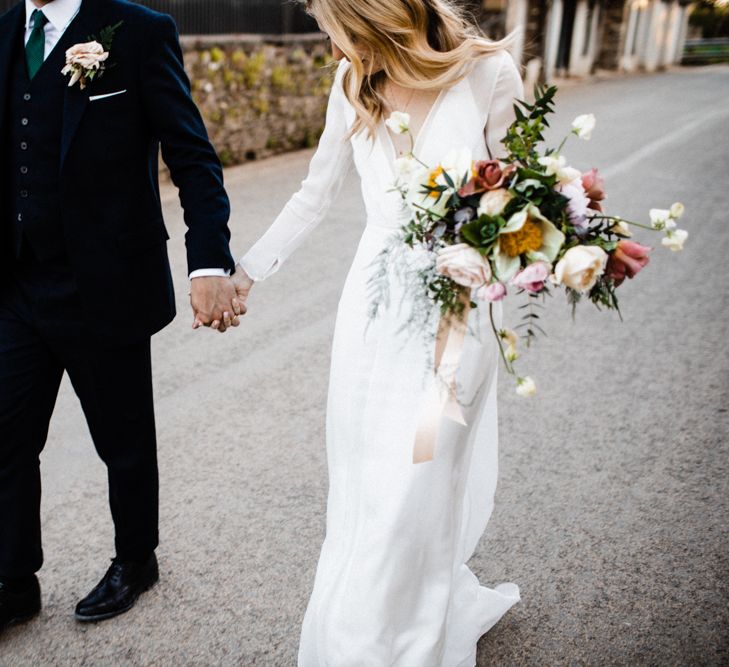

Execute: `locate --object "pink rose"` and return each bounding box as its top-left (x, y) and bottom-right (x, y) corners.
top-left (459, 161), bottom-right (516, 197)
top-left (511, 261), bottom-right (550, 293)
top-left (581, 168), bottom-right (606, 212)
top-left (605, 240), bottom-right (651, 286)
top-left (476, 282), bottom-right (507, 302)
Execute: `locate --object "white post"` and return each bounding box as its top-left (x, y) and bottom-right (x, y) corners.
top-left (544, 0), bottom-right (564, 82)
top-left (569, 0), bottom-right (588, 75)
top-left (505, 0), bottom-right (529, 68)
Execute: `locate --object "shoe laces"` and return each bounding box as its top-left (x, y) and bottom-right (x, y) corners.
top-left (107, 558), bottom-right (127, 586)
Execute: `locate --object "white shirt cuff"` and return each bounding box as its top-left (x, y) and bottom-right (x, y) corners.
top-left (189, 268), bottom-right (230, 280)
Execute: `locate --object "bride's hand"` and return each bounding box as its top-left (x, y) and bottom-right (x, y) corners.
top-left (231, 264), bottom-right (255, 311)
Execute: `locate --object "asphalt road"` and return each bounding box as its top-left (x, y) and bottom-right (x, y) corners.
top-left (1, 64), bottom-right (728, 667)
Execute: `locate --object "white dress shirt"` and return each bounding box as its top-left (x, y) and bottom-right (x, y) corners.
top-left (24, 0), bottom-right (81, 53)
top-left (23, 0), bottom-right (228, 279)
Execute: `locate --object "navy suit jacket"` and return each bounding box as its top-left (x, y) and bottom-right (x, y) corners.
top-left (0, 0), bottom-right (235, 344)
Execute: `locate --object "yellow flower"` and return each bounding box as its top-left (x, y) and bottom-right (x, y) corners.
top-left (427, 166), bottom-right (445, 199)
top-left (499, 221), bottom-right (543, 257)
top-left (491, 204), bottom-right (565, 282)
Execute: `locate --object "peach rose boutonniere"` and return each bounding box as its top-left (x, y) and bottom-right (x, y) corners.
top-left (62, 21), bottom-right (123, 90)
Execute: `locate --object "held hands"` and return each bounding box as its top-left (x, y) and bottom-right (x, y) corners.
top-left (190, 267), bottom-right (255, 334)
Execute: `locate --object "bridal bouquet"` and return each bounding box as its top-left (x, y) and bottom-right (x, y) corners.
top-left (370, 85), bottom-right (689, 398)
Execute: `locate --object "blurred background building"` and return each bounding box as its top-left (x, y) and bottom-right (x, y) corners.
top-left (478, 0), bottom-right (695, 81)
top-left (1, 0), bottom-right (726, 77)
top-left (2, 0), bottom-right (725, 167)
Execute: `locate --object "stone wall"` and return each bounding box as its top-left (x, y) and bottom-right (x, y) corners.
top-left (180, 35), bottom-right (335, 168)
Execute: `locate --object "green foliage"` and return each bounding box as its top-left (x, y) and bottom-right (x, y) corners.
top-left (459, 215), bottom-right (503, 252)
top-left (689, 0), bottom-right (729, 38)
top-left (92, 21), bottom-right (123, 52)
top-left (218, 148), bottom-right (234, 167)
top-left (242, 51), bottom-right (266, 88)
top-left (252, 95), bottom-right (270, 115)
top-left (231, 49), bottom-right (246, 67)
top-left (501, 84), bottom-right (557, 166)
top-left (304, 128), bottom-right (323, 148)
top-left (514, 292), bottom-right (549, 346)
top-left (271, 65), bottom-right (294, 92)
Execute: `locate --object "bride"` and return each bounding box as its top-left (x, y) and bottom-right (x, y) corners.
top-left (231, 0), bottom-right (522, 663)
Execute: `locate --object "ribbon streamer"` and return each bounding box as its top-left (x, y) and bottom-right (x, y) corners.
top-left (412, 291), bottom-right (472, 464)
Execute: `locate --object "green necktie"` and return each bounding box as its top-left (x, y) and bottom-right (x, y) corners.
top-left (25, 9), bottom-right (49, 80)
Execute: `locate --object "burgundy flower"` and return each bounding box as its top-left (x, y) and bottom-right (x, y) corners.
top-left (605, 240), bottom-right (652, 286)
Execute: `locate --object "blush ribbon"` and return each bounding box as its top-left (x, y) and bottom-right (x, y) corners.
top-left (412, 291), bottom-right (471, 464)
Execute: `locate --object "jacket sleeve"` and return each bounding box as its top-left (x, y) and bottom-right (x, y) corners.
top-left (239, 62), bottom-right (354, 281)
top-left (140, 14), bottom-right (234, 274)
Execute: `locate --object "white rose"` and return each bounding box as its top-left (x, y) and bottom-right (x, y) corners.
top-left (516, 376), bottom-right (537, 397)
top-left (385, 111), bottom-right (410, 135)
top-left (670, 202), bottom-right (685, 219)
top-left (649, 208), bottom-right (671, 230)
top-left (477, 188), bottom-right (514, 217)
top-left (65, 41), bottom-right (108, 69)
top-left (572, 114), bottom-right (596, 140)
top-left (435, 243), bottom-right (491, 288)
top-left (553, 245), bottom-right (608, 293)
top-left (661, 229), bottom-right (688, 252)
top-left (537, 154), bottom-right (581, 185)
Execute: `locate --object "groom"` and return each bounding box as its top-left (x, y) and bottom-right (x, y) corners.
top-left (0, 0), bottom-right (243, 632)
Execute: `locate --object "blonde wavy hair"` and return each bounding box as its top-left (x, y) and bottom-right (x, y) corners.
top-left (303, 0), bottom-right (515, 137)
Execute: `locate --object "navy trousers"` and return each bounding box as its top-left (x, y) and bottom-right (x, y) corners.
top-left (0, 250), bottom-right (159, 579)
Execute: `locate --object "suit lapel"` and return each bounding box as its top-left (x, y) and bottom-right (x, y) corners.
top-left (0, 4), bottom-right (25, 136)
top-left (60, 0), bottom-right (110, 170)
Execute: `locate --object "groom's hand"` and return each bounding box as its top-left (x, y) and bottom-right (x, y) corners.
top-left (190, 276), bottom-right (244, 333)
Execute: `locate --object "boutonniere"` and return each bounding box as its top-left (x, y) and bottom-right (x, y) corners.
top-left (62, 21), bottom-right (123, 90)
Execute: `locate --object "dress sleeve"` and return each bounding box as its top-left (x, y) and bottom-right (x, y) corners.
top-left (239, 61), bottom-right (354, 281)
top-left (472, 50), bottom-right (524, 160)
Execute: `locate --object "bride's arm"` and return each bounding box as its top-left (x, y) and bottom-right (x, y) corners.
top-left (483, 51), bottom-right (524, 159)
top-left (237, 61), bottom-right (354, 282)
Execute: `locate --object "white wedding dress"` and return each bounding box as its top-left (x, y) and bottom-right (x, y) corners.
top-left (241, 49), bottom-right (523, 667)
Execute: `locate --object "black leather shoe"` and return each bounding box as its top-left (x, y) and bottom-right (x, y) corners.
top-left (0, 576), bottom-right (41, 633)
top-left (75, 553), bottom-right (158, 622)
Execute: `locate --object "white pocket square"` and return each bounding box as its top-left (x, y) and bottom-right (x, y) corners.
top-left (89, 89), bottom-right (127, 102)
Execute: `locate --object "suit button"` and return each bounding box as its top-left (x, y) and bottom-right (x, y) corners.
top-left (23, 93), bottom-right (31, 101)
top-left (20, 166), bottom-right (28, 174)
top-left (20, 190), bottom-right (28, 198)
top-left (21, 118), bottom-right (28, 126)
top-left (20, 142), bottom-right (28, 150)
top-left (17, 214), bottom-right (23, 222)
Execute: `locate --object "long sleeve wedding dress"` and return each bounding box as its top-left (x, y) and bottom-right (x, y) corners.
top-left (241, 49), bottom-right (523, 667)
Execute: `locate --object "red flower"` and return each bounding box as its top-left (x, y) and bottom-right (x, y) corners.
top-left (605, 240), bottom-right (652, 286)
top-left (581, 168), bottom-right (606, 212)
top-left (459, 160), bottom-right (515, 197)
